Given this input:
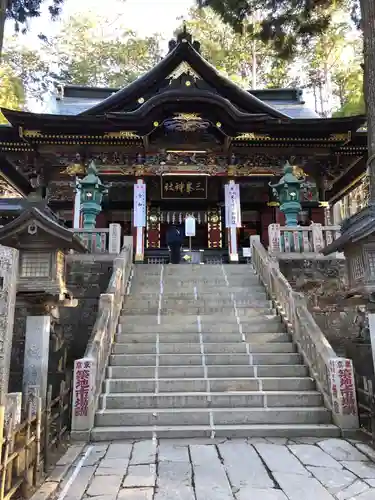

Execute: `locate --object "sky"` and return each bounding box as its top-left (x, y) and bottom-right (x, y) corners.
top-left (5, 0), bottom-right (195, 47)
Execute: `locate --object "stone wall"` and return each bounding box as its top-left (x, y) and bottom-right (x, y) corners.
top-left (61, 254), bottom-right (114, 366)
top-left (279, 257), bottom-right (372, 375)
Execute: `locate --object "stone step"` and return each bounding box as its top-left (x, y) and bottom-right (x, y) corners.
top-left (95, 406), bottom-right (330, 427)
top-left (107, 364), bottom-right (309, 379)
top-left (104, 377), bottom-right (315, 393)
top-left (112, 342), bottom-right (295, 355)
top-left (131, 286), bottom-right (263, 294)
top-left (98, 391), bottom-right (323, 409)
top-left (127, 291), bottom-right (266, 299)
top-left (118, 321), bottom-right (284, 334)
top-left (124, 295), bottom-right (268, 307)
top-left (109, 352), bottom-right (301, 366)
top-left (121, 305), bottom-right (273, 315)
top-left (90, 423), bottom-right (340, 440)
top-left (115, 332), bottom-right (292, 344)
top-left (119, 311), bottom-right (276, 324)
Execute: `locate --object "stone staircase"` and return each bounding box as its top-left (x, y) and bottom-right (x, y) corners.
top-left (91, 264), bottom-right (340, 440)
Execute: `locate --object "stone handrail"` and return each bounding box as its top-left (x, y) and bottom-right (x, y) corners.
top-left (71, 242), bottom-right (133, 438)
top-left (251, 237), bottom-right (359, 431)
top-left (268, 223), bottom-right (342, 254)
top-left (72, 223), bottom-right (122, 254)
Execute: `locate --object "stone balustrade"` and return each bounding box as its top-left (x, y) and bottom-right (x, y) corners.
top-left (72, 223), bottom-right (123, 254)
top-left (71, 241), bottom-right (133, 439)
top-left (268, 223), bottom-right (342, 255)
top-left (251, 236), bottom-right (359, 431)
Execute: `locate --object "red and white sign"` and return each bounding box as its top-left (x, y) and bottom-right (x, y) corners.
top-left (225, 183), bottom-right (241, 228)
top-left (329, 358), bottom-right (358, 422)
top-left (73, 359), bottom-right (93, 418)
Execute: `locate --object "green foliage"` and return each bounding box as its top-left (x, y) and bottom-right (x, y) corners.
top-left (0, 62), bottom-right (25, 123)
top-left (47, 14), bottom-right (163, 87)
top-left (197, 0), bottom-right (355, 58)
top-left (182, 7), bottom-right (297, 88)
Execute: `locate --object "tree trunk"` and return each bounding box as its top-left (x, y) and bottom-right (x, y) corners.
top-left (361, 0), bottom-right (375, 202)
top-left (251, 39), bottom-right (257, 89)
top-left (0, 0), bottom-right (6, 61)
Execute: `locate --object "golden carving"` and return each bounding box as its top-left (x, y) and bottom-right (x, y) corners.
top-left (292, 165), bottom-right (307, 179)
top-left (174, 113), bottom-right (201, 121)
top-left (330, 132), bottom-right (350, 141)
top-left (234, 133), bottom-right (271, 141)
top-left (23, 130), bottom-right (42, 138)
top-left (104, 131), bottom-right (140, 139)
top-left (61, 163), bottom-right (86, 176)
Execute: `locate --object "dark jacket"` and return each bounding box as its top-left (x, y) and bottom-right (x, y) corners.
top-left (166, 225), bottom-right (184, 245)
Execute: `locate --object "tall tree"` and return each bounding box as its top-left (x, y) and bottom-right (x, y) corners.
top-left (198, 0), bottom-right (374, 197)
top-left (182, 7), bottom-right (296, 89)
top-left (0, 0), bottom-right (64, 60)
top-left (45, 13), bottom-right (163, 87)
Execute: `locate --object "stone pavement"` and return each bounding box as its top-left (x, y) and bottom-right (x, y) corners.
top-left (45, 437), bottom-right (375, 500)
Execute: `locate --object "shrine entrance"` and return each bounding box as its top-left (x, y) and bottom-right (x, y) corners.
top-left (159, 210), bottom-right (209, 249)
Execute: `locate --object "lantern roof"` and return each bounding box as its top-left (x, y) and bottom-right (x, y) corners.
top-left (269, 161), bottom-right (304, 189)
top-left (0, 192), bottom-right (87, 252)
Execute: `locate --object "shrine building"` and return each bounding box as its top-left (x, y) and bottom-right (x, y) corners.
top-left (0, 28), bottom-right (368, 261)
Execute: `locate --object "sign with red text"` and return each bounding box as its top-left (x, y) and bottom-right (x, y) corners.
top-left (72, 357), bottom-right (95, 431)
top-left (329, 357), bottom-right (358, 429)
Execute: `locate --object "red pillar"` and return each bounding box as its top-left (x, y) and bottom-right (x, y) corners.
top-left (261, 207), bottom-right (274, 247)
top-left (310, 207), bottom-right (325, 225)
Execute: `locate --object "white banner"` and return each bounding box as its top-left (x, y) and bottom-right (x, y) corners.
top-left (185, 216), bottom-right (196, 237)
top-left (133, 182), bottom-right (146, 227)
top-left (225, 183), bottom-right (241, 228)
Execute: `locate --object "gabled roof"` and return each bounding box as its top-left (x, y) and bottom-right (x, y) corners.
top-left (0, 196), bottom-right (87, 252)
top-left (51, 86), bottom-right (319, 119)
top-left (78, 33), bottom-right (289, 120)
top-left (0, 29), bottom-right (366, 138)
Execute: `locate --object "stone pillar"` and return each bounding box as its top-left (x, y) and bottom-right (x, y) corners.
top-left (109, 223), bottom-right (122, 254)
top-left (5, 392), bottom-right (22, 428)
top-left (22, 316), bottom-right (51, 413)
top-left (0, 245), bottom-right (19, 406)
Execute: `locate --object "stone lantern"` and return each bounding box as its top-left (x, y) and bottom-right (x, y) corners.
top-left (0, 193), bottom-right (87, 299)
top-left (269, 161), bottom-right (304, 227)
top-left (77, 161), bottom-right (107, 229)
top-left (0, 193), bottom-right (87, 413)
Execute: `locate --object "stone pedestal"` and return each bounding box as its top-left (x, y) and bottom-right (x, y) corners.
top-left (0, 245), bottom-right (19, 405)
top-left (22, 316), bottom-right (51, 413)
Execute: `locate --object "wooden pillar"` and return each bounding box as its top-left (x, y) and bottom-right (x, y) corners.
top-left (261, 207), bottom-right (274, 247)
top-left (146, 206), bottom-right (160, 248)
top-left (207, 208), bottom-right (222, 248)
top-left (310, 207), bottom-right (325, 225)
top-left (275, 207), bottom-right (285, 225)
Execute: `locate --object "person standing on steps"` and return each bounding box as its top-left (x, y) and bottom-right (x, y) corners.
top-left (166, 224), bottom-right (184, 264)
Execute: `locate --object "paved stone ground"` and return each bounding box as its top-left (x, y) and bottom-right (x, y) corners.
top-left (46, 437), bottom-right (375, 500)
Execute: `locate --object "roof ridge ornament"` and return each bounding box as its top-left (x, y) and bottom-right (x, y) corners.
top-left (168, 23), bottom-right (201, 53)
